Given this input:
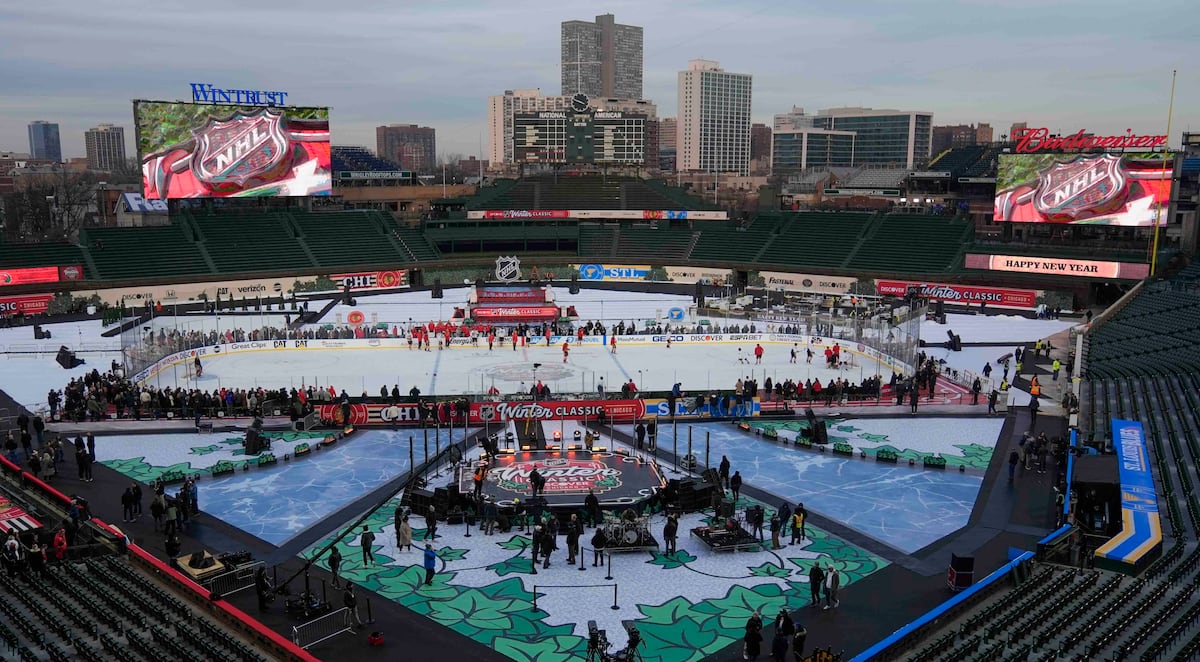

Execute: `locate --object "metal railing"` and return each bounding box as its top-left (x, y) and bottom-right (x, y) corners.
top-left (202, 560), bottom-right (265, 598)
top-left (291, 607), bottom-right (352, 650)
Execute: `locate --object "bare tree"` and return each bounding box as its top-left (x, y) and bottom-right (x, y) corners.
top-left (1, 168), bottom-right (100, 242)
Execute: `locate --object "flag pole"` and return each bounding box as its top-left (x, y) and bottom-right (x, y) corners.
top-left (1150, 69), bottom-right (1177, 277)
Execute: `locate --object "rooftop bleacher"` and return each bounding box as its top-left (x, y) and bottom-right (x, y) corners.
top-left (927, 145), bottom-right (986, 176)
top-left (331, 146), bottom-right (406, 173)
top-left (458, 176), bottom-right (719, 212)
top-left (960, 146), bottom-right (1002, 178)
top-left (840, 168), bottom-right (909, 189)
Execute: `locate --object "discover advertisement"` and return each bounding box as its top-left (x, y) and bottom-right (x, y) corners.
top-left (664, 266), bottom-right (731, 286)
top-left (757, 271), bottom-right (855, 295)
top-left (964, 254), bottom-right (1151, 280)
top-left (876, 279), bottom-right (1038, 309)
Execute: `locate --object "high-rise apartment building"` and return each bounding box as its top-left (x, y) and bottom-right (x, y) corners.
top-left (27, 121), bottom-right (61, 162)
top-left (931, 123), bottom-right (994, 154)
top-left (773, 106), bottom-right (931, 168)
top-left (561, 14), bottom-right (643, 99)
top-left (84, 124), bottom-right (126, 171)
top-left (676, 60), bottom-right (753, 175)
top-left (376, 124), bottom-right (437, 174)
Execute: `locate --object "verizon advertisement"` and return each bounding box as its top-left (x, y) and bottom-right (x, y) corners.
top-left (876, 279), bottom-right (1038, 309)
top-left (0, 266), bottom-right (72, 288)
top-left (0, 293), bottom-right (54, 316)
top-left (965, 254), bottom-right (1151, 280)
top-left (758, 271), bottom-right (855, 295)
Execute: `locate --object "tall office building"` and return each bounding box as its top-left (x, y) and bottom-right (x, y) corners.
top-left (376, 124), bottom-right (437, 174)
top-left (84, 124), bottom-right (126, 171)
top-left (27, 121), bottom-right (61, 162)
top-left (676, 60), bottom-right (753, 175)
top-left (561, 13), bottom-right (643, 99)
top-left (773, 106), bottom-right (932, 168)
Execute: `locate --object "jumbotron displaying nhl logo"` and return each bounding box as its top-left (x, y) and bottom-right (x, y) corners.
top-left (1033, 154), bottom-right (1126, 221)
top-left (193, 109), bottom-right (289, 188)
top-left (495, 256), bottom-right (522, 283)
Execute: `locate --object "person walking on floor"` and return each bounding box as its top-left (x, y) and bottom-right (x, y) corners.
top-left (663, 514), bottom-right (679, 555)
top-left (823, 565), bottom-right (840, 610)
top-left (730, 470), bottom-right (743, 503)
top-left (565, 514), bottom-right (580, 564)
top-left (424, 504), bottom-right (438, 540)
top-left (808, 564), bottom-right (824, 607)
top-left (592, 527), bottom-right (606, 567)
top-left (396, 515), bottom-right (413, 552)
top-left (343, 584), bottom-right (363, 628)
top-left (328, 547), bottom-right (343, 589)
top-left (988, 389), bottom-right (999, 416)
top-left (910, 387), bottom-right (919, 414)
top-left (255, 566), bottom-right (272, 612)
top-left (770, 511), bottom-right (783, 550)
top-left (423, 543), bottom-right (437, 585)
top-left (719, 455), bottom-right (731, 491)
top-left (792, 623), bottom-right (808, 662)
top-left (1052, 358), bottom-right (1062, 381)
top-left (121, 487), bottom-right (135, 523)
top-left (359, 526), bottom-right (376, 567)
top-left (1008, 449), bottom-right (1019, 482)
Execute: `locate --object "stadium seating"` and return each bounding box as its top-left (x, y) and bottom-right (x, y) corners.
top-left (190, 211), bottom-right (315, 273)
top-left (0, 555), bottom-right (266, 662)
top-left (0, 240), bottom-right (90, 278)
top-left (959, 146), bottom-right (1002, 178)
top-left (288, 209), bottom-right (408, 269)
top-left (689, 216), bottom-right (786, 264)
top-left (425, 221), bottom-right (577, 255)
top-left (577, 226), bottom-right (618, 258)
top-left (392, 226), bottom-right (441, 261)
top-left (331, 146), bottom-right (406, 173)
top-left (756, 211), bottom-right (873, 269)
top-left (844, 214), bottom-right (972, 273)
top-left (609, 226), bottom-right (697, 263)
top-left (458, 176), bottom-right (718, 212)
top-left (81, 224), bottom-right (210, 281)
top-left (927, 145), bottom-right (986, 176)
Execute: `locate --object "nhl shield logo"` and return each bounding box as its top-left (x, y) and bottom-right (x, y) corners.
top-left (191, 109), bottom-right (289, 188)
top-left (1034, 154), bottom-right (1126, 221)
top-left (478, 404), bottom-right (497, 422)
top-left (495, 256), bottom-right (522, 283)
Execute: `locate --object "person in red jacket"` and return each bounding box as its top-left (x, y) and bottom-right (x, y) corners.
top-left (562, 341), bottom-right (570, 363)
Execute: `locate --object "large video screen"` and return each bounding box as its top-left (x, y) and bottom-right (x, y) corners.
top-left (994, 152), bottom-right (1174, 225)
top-left (135, 101), bottom-right (331, 199)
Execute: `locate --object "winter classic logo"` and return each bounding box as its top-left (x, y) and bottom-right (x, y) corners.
top-left (191, 109), bottom-right (288, 189)
top-left (492, 458), bottom-right (622, 495)
top-left (1034, 154), bottom-right (1126, 221)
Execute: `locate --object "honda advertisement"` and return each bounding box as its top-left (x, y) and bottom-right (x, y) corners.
top-left (876, 279), bottom-right (1038, 309)
top-left (994, 152), bottom-right (1174, 226)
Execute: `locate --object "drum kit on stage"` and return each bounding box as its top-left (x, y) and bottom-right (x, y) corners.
top-left (605, 509), bottom-right (652, 546)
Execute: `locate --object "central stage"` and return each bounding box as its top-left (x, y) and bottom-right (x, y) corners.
top-left (458, 450), bottom-right (666, 511)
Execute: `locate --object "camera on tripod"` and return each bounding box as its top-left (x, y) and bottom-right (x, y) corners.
top-left (586, 620), bottom-right (610, 662)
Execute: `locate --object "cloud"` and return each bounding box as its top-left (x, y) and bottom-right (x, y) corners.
top-left (1, 0), bottom-right (1196, 158)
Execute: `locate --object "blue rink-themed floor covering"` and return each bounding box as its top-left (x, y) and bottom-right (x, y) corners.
top-left (91, 415), bottom-right (1003, 661)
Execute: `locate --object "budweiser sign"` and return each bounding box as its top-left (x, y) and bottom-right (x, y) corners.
top-left (1013, 127), bottom-right (1167, 153)
top-left (492, 459), bottom-right (622, 496)
top-left (876, 280), bottom-right (1037, 309)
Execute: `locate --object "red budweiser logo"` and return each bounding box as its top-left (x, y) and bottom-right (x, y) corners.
top-left (1013, 128), bottom-right (1167, 153)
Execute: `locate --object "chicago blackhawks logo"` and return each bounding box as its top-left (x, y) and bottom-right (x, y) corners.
top-left (1033, 154), bottom-right (1126, 221)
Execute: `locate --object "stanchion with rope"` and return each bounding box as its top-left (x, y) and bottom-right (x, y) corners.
top-left (530, 583), bottom-right (619, 613)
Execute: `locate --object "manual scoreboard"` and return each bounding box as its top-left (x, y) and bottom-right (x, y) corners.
top-left (514, 109), bottom-right (647, 164)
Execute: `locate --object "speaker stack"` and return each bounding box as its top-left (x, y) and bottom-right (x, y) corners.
top-left (701, 468), bottom-right (722, 486)
top-left (948, 554), bottom-right (975, 590)
top-left (55, 346), bottom-right (83, 369)
top-left (34, 325), bottom-right (52, 340)
top-left (431, 278), bottom-right (444, 299)
top-left (676, 479), bottom-right (717, 512)
top-left (407, 488), bottom-right (435, 512)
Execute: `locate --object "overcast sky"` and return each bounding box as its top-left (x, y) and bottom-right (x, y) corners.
top-left (1, 0), bottom-right (1196, 161)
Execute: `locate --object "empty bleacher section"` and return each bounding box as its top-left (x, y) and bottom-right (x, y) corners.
top-left (927, 145), bottom-right (986, 176)
top-left (392, 225), bottom-right (442, 261)
top-left (960, 146), bottom-right (1002, 178)
top-left (577, 226), bottom-right (618, 258)
top-left (0, 240), bottom-right (89, 277)
top-left (689, 215), bottom-right (786, 264)
top-left (288, 210), bottom-right (408, 269)
top-left (0, 554), bottom-right (268, 662)
top-left (755, 211), bottom-right (873, 269)
top-left (187, 210), bottom-right (316, 273)
top-left (82, 224), bottom-right (210, 281)
top-left (844, 214), bottom-right (972, 273)
top-left (609, 226), bottom-right (697, 262)
top-left (425, 220), bottom-right (577, 255)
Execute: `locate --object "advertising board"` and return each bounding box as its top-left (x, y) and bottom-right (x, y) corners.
top-left (994, 152), bottom-right (1174, 225)
top-left (573, 264), bottom-right (651, 282)
top-left (875, 279), bottom-right (1038, 309)
top-left (331, 269), bottom-right (408, 291)
top-left (470, 210), bottom-right (728, 221)
top-left (0, 266), bottom-right (70, 288)
top-left (758, 271), bottom-right (855, 295)
top-left (0, 294), bottom-right (54, 316)
top-left (664, 266), bottom-right (731, 286)
top-left (135, 100), bottom-right (330, 199)
top-left (964, 254), bottom-right (1151, 280)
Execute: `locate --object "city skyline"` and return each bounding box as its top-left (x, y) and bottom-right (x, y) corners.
top-left (0, 0), bottom-right (1195, 162)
